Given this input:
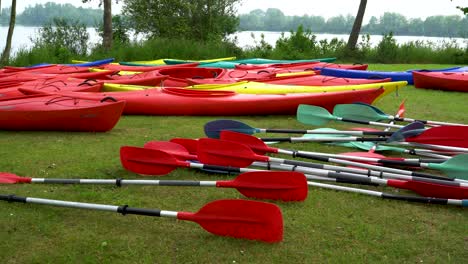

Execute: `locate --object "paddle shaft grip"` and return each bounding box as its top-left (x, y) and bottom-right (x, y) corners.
top-left (117, 206), bottom-right (161, 216)
top-left (0, 194), bottom-right (27, 203)
top-left (341, 118), bottom-right (373, 125)
top-left (203, 164), bottom-right (243, 173)
top-left (376, 159), bottom-right (422, 167)
top-left (332, 174), bottom-right (379, 186)
top-left (381, 193), bottom-right (449, 205)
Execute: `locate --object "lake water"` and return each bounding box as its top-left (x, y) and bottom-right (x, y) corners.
top-left (1, 26), bottom-right (467, 55)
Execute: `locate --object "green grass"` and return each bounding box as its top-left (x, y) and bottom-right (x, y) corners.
top-left (1, 64), bottom-right (468, 263)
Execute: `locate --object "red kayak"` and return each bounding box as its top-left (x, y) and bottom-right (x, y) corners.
top-left (235, 62), bottom-right (368, 71)
top-left (1, 65), bottom-right (92, 75)
top-left (0, 95), bottom-right (125, 131)
top-left (413, 72), bottom-right (468, 92)
top-left (155, 67), bottom-right (278, 86)
top-left (21, 87), bottom-right (384, 116)
top-left (99, 62), bottom-right (199, 72)
top-left (0, 82), bottom-right (102, 100)
top-left (185, 74), bottom-right (391, 86)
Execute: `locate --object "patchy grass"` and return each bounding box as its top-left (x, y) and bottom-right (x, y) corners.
top-left (1, 64), bottom-right (467, 263)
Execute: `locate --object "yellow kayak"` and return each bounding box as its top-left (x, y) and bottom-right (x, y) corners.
top-left (190, 80), bottom-right (406, 98)
top-left (103, 81), bottom-right (406, 102)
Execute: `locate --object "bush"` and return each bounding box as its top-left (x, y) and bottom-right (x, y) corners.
top-left (375, 32), bottom-right (398, 63)
top-left (31, 18), bottom-right (89, 57)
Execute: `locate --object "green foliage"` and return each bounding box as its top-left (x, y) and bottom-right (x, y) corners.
top-left (0, 2), bottom-right (102, 26)
top-left (243, 33), bottom-right (273, 58)
top-left (95, 15), bottom-right (130, 45)
top-left (276, 25), bottom-right (346, 59)
top-left (30, 18), bottom-right (89, 59)
top-left (239, 9), bottom-right (468, 38)
top-left (123, 0), bottom-right (240, 41)
top-left (375, 33), bottom-right (398, 63)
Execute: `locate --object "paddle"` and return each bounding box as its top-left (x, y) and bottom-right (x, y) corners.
top-left (0, 194), bottom-right (283, 242)
top-left (300, 135), bottom-right (455, 160)
top-left (221, 131), bottom-right (448, 166)
top-left (333, 103), bottom-right (467, 127)
top-left (297, 104), bottom-right (404, 128)
top-left (197, 138), bottom-right (468, 184)
top-left (0, 171), bottom-right (308, 202)
top-left (307, 181), bottom-right (468, 207)
top-left (204, 119), bottom-right (393, 139)
top-left (121, 144), bottom-right (468, 199)
top-left (388, 125), bottom-right (468, 149)
top-left (258, 121), bottom-right (424, 143)
top-left (223, 131), bottom-right (468, 179)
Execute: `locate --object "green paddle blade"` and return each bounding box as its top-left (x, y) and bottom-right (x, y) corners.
top-left (297, 105), bottom-right (337, 126)
top-left (301, 129), bottom-right (358, 148)
top-left (427, 154), bottom-right (468, 180)
top-left (301, 132), bottom-right (407, 152)
top-left (333, 103), bottom-right (390, 122)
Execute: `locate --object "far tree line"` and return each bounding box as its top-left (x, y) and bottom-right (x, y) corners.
top-left (0, 0), bottom-right (466, 65)
top-left (1, 3), bottom-right (467, 39)
top-left (239, 8), bottom-right (468, 38)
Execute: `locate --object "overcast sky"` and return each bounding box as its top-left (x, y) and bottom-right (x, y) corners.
top-left (3, 0), bottom-right (467, 22)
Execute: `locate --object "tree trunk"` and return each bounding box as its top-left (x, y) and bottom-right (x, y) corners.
top-left (346, 0), bottom-right (367, 51)
top-left (1, 0), bottom-right (16, 65)
top-left (103, 0), bottom-right (113, 51)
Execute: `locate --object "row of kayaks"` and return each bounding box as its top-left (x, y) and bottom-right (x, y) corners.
top-left (319, 67), bottom-right (468, 91)
top-left (0, 56), bottom-right (465, 132)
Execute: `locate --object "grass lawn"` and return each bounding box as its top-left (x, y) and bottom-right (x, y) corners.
top-left (1, 64), bottom-right (467, 263)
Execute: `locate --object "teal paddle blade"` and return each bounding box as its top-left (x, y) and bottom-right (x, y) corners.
top-left (297, 105), bottom-right (336, 126)
top-left (427, 154), bottom-right (468, 180)
top-left (333, 103), bottom-right (389, 122)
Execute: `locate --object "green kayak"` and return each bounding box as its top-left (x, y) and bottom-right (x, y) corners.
top-left (162, 57), bottom-right (337, 68)
top-left (121, 57), bottom-right (337, 68)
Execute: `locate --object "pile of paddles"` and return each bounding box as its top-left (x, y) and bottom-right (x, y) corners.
top-left (2, 102), bottom-right (467, 243)
top-left (0, 56), bottom-right (413, 131)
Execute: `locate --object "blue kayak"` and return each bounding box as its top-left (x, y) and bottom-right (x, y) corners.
top-left (318, 67), bottom-right (414, 84)
top-left (318, 66), bottom-right (467, 85)
top-left (66, 58), bottom-right (115, 67)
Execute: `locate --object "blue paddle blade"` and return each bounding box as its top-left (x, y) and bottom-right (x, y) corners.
top-left (387, 121), bottom-right (426, 143)
top-left (204, 119), bottom-right (257, 139)
top-left (352, 102), bottom-right (387, 115)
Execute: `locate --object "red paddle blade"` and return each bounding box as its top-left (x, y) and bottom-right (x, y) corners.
top-left (170, 138), bottom-right (199, 155)
top-left (220, 131), bottom-right (277, 155)
top-left (177, 199), bottom-right (283, 243)
top-left (120, 146), bottom-right (185, 176)
top-left (0, 172), bottom-right (32, 184)
top-left (217, 171), bottom-right (308, 201)
top-left (388, 179), bottom-right (468, 199)
top-left (197, 138), bottom-right (265, 167)
top-left (406, 126), bottom-right (468, 148)
top-left (397, 100), bottom-right (406, 117)
top-left (144, 141), bottom-right (196, 160)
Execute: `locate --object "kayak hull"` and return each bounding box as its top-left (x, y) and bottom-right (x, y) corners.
top-left (319, 67), bottom-right (413, 84)
top-left (413, 72), bottom-right (468, 92)
top-left (0, 95), bottom-right (125, 131)
top-left (25, 87), bottom-right (385, 116)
